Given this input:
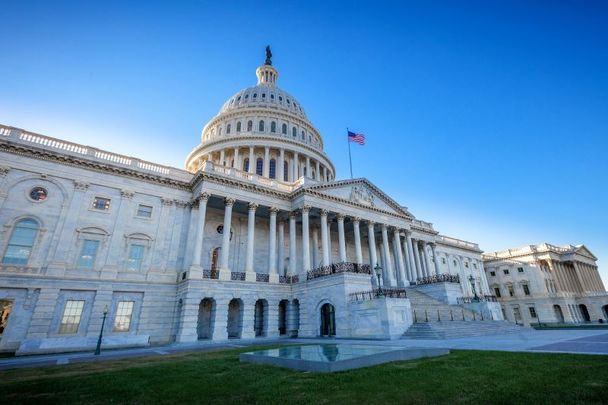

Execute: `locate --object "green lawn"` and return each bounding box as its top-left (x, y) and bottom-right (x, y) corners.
top-left (1, 347), bottom-right (607, 404)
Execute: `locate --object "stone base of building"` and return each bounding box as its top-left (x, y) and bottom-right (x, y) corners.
top-left (411, 282), bottom-right (463, 305)
top-left (462, 301), bottom-right (502, 321)
top-left (16, 334), bottom-right (151, 356)
top-left (349, 297), bottom-right (413, 339)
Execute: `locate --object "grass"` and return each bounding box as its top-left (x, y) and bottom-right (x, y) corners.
top-left (0, 347), bottom-right (607, 404)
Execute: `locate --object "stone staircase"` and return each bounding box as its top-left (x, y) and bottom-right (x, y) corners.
top-left (402, 320), bottom-right (527, 339)
top-left (403, 288), bottom-right (526, 339)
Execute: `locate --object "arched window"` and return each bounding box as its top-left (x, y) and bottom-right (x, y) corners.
top-left (236, 122), bottom-right (241, 132)
top-left (218, 127), bottom-right (222, 136)
top-left (271, 121), bottom-right (276, 133)
top-left (226, 124), bottom-right (231, 134)
top-left (2, 218), bottom-right (39, 265)
top-left (292, 127), bottom-right (297, 137)
top-left (243, 158), bottom-right (250, 172)
top-left (269, 159), bottom-right (276, 179)
top-left (283, 161), bottom-right (289, 181)
top-left (256, 158), bottom-right (264, 176)
top-left (282, 123), bottom-right (287, 134)
top-left (247, 121), bottom-right (253, 132)
top-left (258, 120), bottom-right (265, 132)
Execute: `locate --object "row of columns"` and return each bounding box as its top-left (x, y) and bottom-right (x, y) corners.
top-left (203, 147), bottom-right (333, 183)
top-left (549, 260), bottom-right (605, 294)
top-left (189, 195), bottom-right (449, 287)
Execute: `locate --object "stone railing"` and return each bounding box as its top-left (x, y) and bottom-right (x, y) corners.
top-left (456, 295), bottom-right (498, 304)
top-left (411, 219), bottom-right (435, 231)
top-left (202, 269), bottom-right (219, 280)
top-left (349, 288), bottom-right (408, 302)
top-left (200, 161), bottom-right (298, 193)
top-left (0, 124), bottom-right (192, 182)
top-left (436, 235), bottom-right (480, 251)
top-left (484, 243), bottom-right (575, 261)
top-left (306, 262), bottom-right (372, 281)
top-left (416, 273), bottom-right (460, 285)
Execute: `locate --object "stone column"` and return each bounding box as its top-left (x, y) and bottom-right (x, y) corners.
top-left (327, 220), bottom-right (333, 263)
top-left (316, 160), bottom-right (321, 181)
top-left (368, 221), bottom-right (378, 268)
top-left (305, 157), bottom-right (311, 178)
top-left (278, 149), bottom-right (285, 181)
top-left (353, 218), bottom-right (363, 265)
top-left (311, 226), bottom-right (320, 268)
top-left (293, 152), bottom-right (299, 179)
top-left (320, 210), bottom-right (330, 266)
top-left (219, 149), bottom-right (225, 166)
top-left (219, 198), bottom-right (235, 279)
top-left (393, 228), bottom-right (408, 286)
top-left (190, 192), bottom-right (210, 272)
top-left (337, 214), bottom-right (347, 263)
top-left (277, 220), bottom-right (285, 276)
top-left (233, 147), bottom-right (240, 168)
top-left (420, 242), bottom-right (429, 277)
top-left (248, 147), bottom-right (255, 174)
top-left (245, 203), bottom-right (258, 276)
top-left (301, 206), bottom-right (311, 274)
top-left (268, 207), bottom-right (278, 281)
top-left (263, 147), bottom-right (270, 177)
top-left (381, 225), bottom-right (396, 286)
top-left (405, 232), bottom-right (416, 281)
top-left (289, 212), bottom-right (297, 276)
top-left (430, 243), bottom-right (440, 276)
top-left (412, 239), bottom-right (423, 280)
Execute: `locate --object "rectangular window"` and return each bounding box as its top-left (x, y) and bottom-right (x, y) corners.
top-left (518, 267), bottom-right (524, 273)
top-left (490, 271), bottom-right (496, 277)
top-left (508, 286), bottom-right (514, 297)
top-left (127, 244), bottom-right (145, 271)
top-left (113, 301), bottom-right (134, 332)
top-left (503, 269), bottom-right (510, 275)
top-left (77, 240), bottom-right (99, 269)
top-left (523, 284), bottom-right (531, 295)
top-left (136, 204), bottom-right (153, 218)
top-left (494, 287), bottom-right (501, 298)
top-left (58, 300), bottom-right (85, 334)
top-left (93, 197), bottom-right (111, 210)
top-left (442, 258), bottom-right (446, 265)
top-left (529, 307), bottom-right (537, 318)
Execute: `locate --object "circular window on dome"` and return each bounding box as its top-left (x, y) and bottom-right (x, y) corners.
top-left (245, 94), bottom-right (249, 99)
top-left (253, 93), bottom-right (257, 98)
top-left (279, 96), bottom-right (283, 101)
top-left (262, 93), bottom-right (266, 98)
top-left (237, 96), bottom-right (241, 101)
top-left (29, 187), bottom-right (48, 202)
top-left (271, 94), bottom-right (274, 99)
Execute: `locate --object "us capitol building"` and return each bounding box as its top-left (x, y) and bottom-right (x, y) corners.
top-left (0, 51), bottom-right (604, 355)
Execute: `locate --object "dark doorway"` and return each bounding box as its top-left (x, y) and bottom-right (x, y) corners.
top-left (579, 304), bottom-right (591, 322)
top-left (320, 303), bottom-right (336, 337)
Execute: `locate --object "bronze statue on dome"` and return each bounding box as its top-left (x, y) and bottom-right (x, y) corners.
top-left (265, 45), bottom-right (272, 66)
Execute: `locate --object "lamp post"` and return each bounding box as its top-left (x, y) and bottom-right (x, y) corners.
top-left (374, 264), bottom-right (383, 296)
top-left (94, 305), bottom-right (109, 356)
top-left (468, 275), bottom-right (479, 301)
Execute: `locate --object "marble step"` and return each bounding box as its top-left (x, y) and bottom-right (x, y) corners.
top-left (403, 320), bottom-right (526, 340)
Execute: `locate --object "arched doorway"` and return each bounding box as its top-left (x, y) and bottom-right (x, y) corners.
top-left (227, 299), bottom-right (243, 338)
top-left (278, 300), bottom-right (288, 336)
top-left (211, 248), bottom-right (221, 273)
top-left (197, 298), bottom-right (214, 340)
top-left (602, 305), bottom-right (608, 321)
top-left (320, 303), bottom-right (336, 337)
top-left (254, 299), bottom-right (268, 337)
top-left (579, 304), bottom-right (591, 322)
top-left (553, 305), bottom-right (564, 323)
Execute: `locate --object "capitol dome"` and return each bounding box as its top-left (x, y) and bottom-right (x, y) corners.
top-left (185, 48), bottom-right (335, 184)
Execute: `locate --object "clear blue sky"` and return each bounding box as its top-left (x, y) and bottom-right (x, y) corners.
top-left (1, 1), bottom-right (607, 282)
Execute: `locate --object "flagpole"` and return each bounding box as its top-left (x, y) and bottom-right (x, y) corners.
top-left (347, 128), bottom-right (353, 179)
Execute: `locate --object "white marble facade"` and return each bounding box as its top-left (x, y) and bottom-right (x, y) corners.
top-left (0, 53), bottom-right (495, 355)
top-left (483, 244), bottom-right (608, 326)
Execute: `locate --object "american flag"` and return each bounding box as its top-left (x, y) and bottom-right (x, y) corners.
top-left (347, 130), bottom-right (365, 145)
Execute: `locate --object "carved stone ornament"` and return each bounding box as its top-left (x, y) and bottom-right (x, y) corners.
top-left (349, 185), bottom-right (375, 207)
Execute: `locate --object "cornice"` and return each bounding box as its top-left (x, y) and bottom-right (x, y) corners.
top-left (0, 141), bottom-right (192, 191)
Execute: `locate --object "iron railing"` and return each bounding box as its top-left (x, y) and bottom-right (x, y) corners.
top-left (256, 273), bottom-right (270, 283)
top-left (307, 262), bottom-right (372, 281)
top-left (349, 287), bottom-right (408, 301)
top-left (456, 295), bottom-right (498, 304)
top-left (202, 269), bottom-right (219, 280)
top-left (230, 272), bottom-right (246, 281)
top-left (416, 273), bottom-right (460, 285)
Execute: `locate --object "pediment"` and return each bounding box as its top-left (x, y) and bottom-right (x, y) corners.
top-left (574, 245), bottom-right (597, 260)
top-left (304, 178), bottom-right (412, 217)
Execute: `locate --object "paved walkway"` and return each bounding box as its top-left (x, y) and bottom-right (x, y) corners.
top-left (1, 329), bottom-right (606, 371)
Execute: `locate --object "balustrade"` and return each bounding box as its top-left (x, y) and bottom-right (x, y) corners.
top-left (416, 273), bottom-right (460, 285)
top-left (349, 288), bottom-right (408, 301)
